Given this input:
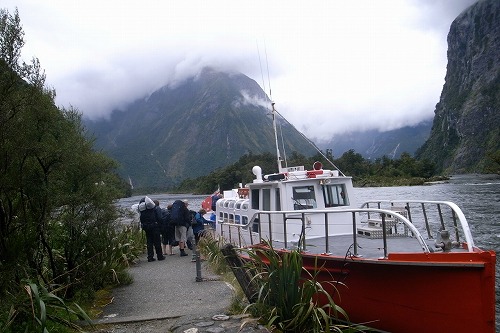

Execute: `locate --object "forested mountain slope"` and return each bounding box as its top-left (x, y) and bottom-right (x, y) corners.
top-left (86, 69), bottom-right (315, 190)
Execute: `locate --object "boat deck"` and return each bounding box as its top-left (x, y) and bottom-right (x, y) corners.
top-left (268, 234), bottom-right (467, 259)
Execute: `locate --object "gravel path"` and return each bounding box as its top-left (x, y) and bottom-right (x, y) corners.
top-left (87, 249), bottom-right (268, 333)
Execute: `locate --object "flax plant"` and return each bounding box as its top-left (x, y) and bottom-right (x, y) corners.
top-left (103, 224), bottom-right (144, 285)
top-left (242, 241), bottom-right (365, 333)
top-left (0, 281), bottom-right (92, 333)
top-left (197, 229), bottom-right (230, 275)
top-left (196, 230), bottom-right (251, 314)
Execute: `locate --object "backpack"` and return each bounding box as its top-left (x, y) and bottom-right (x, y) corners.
top-left (140, 206), bottom-right (157, 230)
top-left (191, 211), bottom-right (198, 226)
top-left (138, 196), bottom-right (155, 212)
top-left (170, 200), bottom-right (186, 226)
top-left (160, 208), bottom-right (171, 229)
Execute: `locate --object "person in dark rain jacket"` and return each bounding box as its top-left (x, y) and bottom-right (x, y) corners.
top-left (138, 196), bottom-right (165, 262)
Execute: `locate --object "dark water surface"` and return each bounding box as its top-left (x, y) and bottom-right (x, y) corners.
top-left (118, 174), bottom-right (500, 330)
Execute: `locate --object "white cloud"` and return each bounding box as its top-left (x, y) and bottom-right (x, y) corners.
top-left (3, 0), bottom-right (477, 139)
top-left (238, 90), bottom-right (269, 109)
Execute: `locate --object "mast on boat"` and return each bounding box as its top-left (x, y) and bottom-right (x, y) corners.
top-left (271, 101), bottom-right (285, 173)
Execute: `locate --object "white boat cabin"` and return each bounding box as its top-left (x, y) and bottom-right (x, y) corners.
top-left (214, 162), bottom-right (476, 258)
top-left (215, 163), bottom-right (356, 247)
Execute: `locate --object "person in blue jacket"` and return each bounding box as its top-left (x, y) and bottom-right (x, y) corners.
top-left (193, 209), bottom-right (215, 243)
top-left (191, 209), bottom-right (215, 262)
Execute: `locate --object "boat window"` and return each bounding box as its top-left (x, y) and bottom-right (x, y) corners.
top-left (235, 202), bottom-right (241, 209)
top-left (292, 186), bottom-right (317, 210)
top-left (235, 215), bottom-right (241, 224)
top-left (242, 216), bottom-right (248, 225)
top-left (275, 188), bottom-right (281, 211)
top-left (223, 212), bottom-right (228, 223)
top-left (251, 189), bottom-right (259, 209)
top-left (229, 213), bottom-right (234, 223)
top-left (263, 188), bottom-right (271, 211)
top-left (252, 218), bottom-right (260, 232)
top-left (323, 184), bottom-right (349, 207)
top-left (242, 203), bottom-right (248, 210)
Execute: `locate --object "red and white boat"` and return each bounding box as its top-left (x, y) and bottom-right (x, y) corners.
top-left (213, 103), bottom-right (496, 332)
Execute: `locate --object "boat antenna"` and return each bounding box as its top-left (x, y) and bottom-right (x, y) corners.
top-left (264, 41), bottom-right (272, 99)
top-left (265, 44), bottom-right (285, 172)
top-left (258, 40), bottom-right (283, 173)
top-left (279, 122), bottom-right (288, 168)
top-left (271, 102), bottom-right (285, 172)
top-left (256, 41), bottom-right (267, 96)
top-left (256, 43), bottom-right (342, 175)
top-left (273, 107), bottom-right (346, 176)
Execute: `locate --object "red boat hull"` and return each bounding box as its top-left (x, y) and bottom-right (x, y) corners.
top-left (297, 250), bottom-right (496, 332)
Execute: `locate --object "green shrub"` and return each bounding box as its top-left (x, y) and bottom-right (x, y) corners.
top-left (240, 241), bottom-right (370, 333)
top-left (0, 281), bottom-right (92, 333)
top-left (197, 229), bottom-right (230, 275)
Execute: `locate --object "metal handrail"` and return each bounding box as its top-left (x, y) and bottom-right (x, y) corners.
top-left (360, 200), bottom-right (474, 251)
top-left (219, 207), bottom-right (436, 256)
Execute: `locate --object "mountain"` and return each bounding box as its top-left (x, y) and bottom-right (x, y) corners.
top-left (416, 0), bottom-right (500, 173)
top-left (318, 120), bottom-right (432, 160)
top-left (85, 69), bottom-right (315, 190)
top-left (86, 0), bottom-right (499, 189)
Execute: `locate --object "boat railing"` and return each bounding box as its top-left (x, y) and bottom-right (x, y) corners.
top-left (360, 200), bottom-right (474, 251)
top-left (218, 208), bottom-right (432, 258)
top-left (218, 198), bottom-right (476, 257)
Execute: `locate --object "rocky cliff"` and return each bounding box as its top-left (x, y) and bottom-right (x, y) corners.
top-left (416, 0), bottom-right (500, 173)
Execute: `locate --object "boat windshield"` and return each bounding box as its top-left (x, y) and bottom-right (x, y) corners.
top-left (292, 186), bottom-right (317, 210)
top-left (322, 183), bottom-right (349, 207)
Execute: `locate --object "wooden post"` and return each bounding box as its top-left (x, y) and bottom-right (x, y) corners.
top-left (221, 244), bottom-right (259, 303)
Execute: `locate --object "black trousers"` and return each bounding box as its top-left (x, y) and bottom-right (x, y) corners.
top-left (145, 226), bottom-right (162, 260)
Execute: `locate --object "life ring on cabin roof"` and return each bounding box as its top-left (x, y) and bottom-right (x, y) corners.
top-left (306, 169), bottom-right (324, 178)
top-left (306, 161), bottom-right (324, 177)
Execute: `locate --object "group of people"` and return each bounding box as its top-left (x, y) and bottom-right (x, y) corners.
top-left (137, 196), bottom-right (215, 262)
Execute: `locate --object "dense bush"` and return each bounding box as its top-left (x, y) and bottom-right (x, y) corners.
top-left (0, 8), bottom-right (139, 332)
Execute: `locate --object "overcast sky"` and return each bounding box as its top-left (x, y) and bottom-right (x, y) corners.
top-left (4, 0), bottom-right (477, 142)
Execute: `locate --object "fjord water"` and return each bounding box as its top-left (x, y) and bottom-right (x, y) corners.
top-left (118, 174), bottom-right (500, 329)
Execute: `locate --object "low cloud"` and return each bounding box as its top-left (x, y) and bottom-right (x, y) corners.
top-left (238, 90), bottom-right (269, 109)
top-left (5, 0), bottom-right (478, 139)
